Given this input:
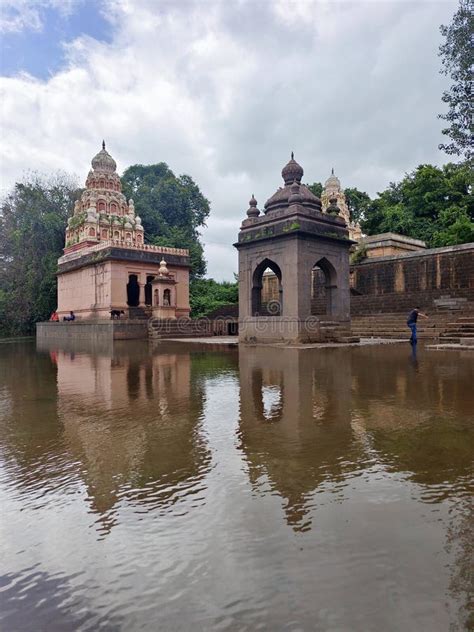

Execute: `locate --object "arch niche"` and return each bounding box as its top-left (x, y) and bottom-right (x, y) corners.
top-left (311, 257), bottom-right (337, 318)
top-left (252, 259), bottom-right (282, 316)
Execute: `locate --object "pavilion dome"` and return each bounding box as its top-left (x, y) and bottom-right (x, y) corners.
top-left (281, 153), bottom-right (304, 185)
top-left (263, 154), bottom-right (322, 214)
top-left (91, 141), bottom-right (117, 173)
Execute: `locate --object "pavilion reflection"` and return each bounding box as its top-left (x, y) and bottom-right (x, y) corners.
top-left (237, 346), bottom-right (367, 531)
top-left (33, 339), bottom-right (212, 532)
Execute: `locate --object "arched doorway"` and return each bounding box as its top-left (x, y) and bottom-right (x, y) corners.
top-left (145, 275), bottom-right (154, 306)
top-left (252, 259), bottom-right (282, 316)
top-left (311, 257), bottom-right (337, 318)
top-left (127, 274), bottom-right (140, 307)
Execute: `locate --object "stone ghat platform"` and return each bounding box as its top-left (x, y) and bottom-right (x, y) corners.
top-left (36, 320), bottom-right (149, 340)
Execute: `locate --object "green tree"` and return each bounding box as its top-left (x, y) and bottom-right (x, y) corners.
top-left (344, 187), bottom-right (372, 224)
top-left (121, 164), bottom-right (210, 277)
top-left (362, 163), bottom-right (473, 247)
top-left (0, 173), bottom-right (80, 336)
top-left (189, 278), bottom-right (238, 318)
top-left (438, 0), bottom-right (473, 162)
top-left (307, 182), bottom-right (323, 198)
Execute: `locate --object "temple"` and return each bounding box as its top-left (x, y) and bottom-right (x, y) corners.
top-left (56, 143), bottom-right (190, 320)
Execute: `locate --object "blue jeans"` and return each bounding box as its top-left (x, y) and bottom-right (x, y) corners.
top-left (408, 322), bottom-right (417, 343)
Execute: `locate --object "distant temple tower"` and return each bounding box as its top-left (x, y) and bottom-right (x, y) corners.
top-left (57, 142), bottom-right (190, 320)
top-left (321, 169), bottom-right (362, 242)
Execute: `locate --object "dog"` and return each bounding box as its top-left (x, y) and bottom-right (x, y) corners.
top-left (110, 310), bottom-right (125, 320)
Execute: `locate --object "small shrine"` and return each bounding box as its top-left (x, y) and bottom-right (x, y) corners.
top-left (235, 154), bottom-right (355, 344)
top-left (56, 142), bottom-right (191, 320)
top-left (151, 259), bottom-right (177, 319)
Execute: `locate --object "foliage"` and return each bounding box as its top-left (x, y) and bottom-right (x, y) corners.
top-left (0, 173), bottom-right (80, 336)
top-left (344, 187), bottom-right (372, 224)
top-left (189, 277), bottom-right (238, 318)
top-left (350, 244), bottom-right (368, 265)
top-left (362, 163), bottom-right (473, 247)
top-left (307, 182), bottom-right (323, 198)
top-left (121, 163), bottom-right (210, 277)
top-left (438, 0), bottom-right (473, 162)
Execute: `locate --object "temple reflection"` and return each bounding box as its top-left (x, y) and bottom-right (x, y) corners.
top-left (0, 339), bottom-right (218, 534)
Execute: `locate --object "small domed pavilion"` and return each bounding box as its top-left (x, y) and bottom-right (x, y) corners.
top-left (235, 154), bottom-right (356, 344)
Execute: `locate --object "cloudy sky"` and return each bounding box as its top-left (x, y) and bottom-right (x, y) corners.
top-left (0, 0), bottom-right (456, 279)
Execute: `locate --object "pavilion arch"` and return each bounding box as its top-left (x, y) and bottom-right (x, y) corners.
top-left (311, 257), bottom-right (338, 318)
top-left (252, 258), bottom-right (282, 316)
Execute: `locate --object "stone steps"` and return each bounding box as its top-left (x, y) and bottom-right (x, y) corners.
top-left (351, 309), bottom-right (474, 340)
top-left (148, 318), bottom-right (212, 339)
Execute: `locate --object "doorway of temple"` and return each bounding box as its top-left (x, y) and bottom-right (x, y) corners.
top-left (127, 274), bottom-right (140, 307)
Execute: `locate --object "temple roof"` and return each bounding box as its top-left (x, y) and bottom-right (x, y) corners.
top-left (324, 168), bottom-right (341, 191)
top-left (281, 152), bottom-right (304, 185)
top-left (91, 141), bottom-right (117, 173)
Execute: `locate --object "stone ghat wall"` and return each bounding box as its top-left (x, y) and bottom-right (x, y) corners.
top-left (36, 321), bottom-right (148, 340)
top-left (349, 243), bottom-right (474, 315)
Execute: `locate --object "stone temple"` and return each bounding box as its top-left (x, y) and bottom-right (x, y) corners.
top-left (56, 143), bottom-right (190, 320)
top-left (235, 154), bottom-right (356, 344)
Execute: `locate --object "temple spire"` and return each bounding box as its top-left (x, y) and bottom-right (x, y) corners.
top-left (291, 151), bottom-right (294, 160)
top-left (331, 167), bottom-right (334, 175)
top-left (102, 140), bottom-right (106, 150)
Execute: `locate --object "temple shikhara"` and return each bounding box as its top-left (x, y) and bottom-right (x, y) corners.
top-left (321, 169), bottom-right (362, 242)
top-left (56, 143), bottom-right (190, 320)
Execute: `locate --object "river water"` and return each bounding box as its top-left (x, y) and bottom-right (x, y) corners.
top-left (0, 339), bottom-right (472, 631)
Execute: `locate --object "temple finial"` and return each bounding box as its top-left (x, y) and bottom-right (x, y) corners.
top-left (102, 140), bottom-right (106, 150)
top-left (331, 167), bottom-right (334, 175)
top-left (291, 151), bottom-right (294, 160)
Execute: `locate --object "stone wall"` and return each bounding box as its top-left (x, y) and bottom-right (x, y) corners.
top-left (349, 242), bottom-right (474, 315)
top-left (36, 321), bottom-right (148, 340)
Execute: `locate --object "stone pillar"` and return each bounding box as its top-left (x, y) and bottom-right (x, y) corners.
top-left (139, 272), bottom-right (147, 307)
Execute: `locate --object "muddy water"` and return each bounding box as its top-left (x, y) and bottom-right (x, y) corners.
top-left (0, 339), bottom-right (472, 631)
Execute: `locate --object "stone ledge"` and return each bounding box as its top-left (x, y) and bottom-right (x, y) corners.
top-left (353, 241), bottom-right (474, 266)
top-left (36, 320), bottom-right (148, 340)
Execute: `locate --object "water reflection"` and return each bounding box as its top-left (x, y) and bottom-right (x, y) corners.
top-left (238, 346), bottom-right (473, 525)
top-left (3, 340), bottom-right (218, 534)
top-left (238, 346), bottom-right (366, 531)
top-left (0, 340), bottom-right (472, 630)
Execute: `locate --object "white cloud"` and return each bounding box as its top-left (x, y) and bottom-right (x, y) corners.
top-left (0, 0), bottom-right (457, 280)
top-left (0, 0), bottom-right (79, 33)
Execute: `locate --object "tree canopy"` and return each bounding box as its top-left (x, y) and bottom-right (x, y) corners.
top-left (0, 174), bottom-right (80, 336)
top-left (344, 188), bottom-right (372, 224)
top-left (438, 0), bottom-right (473, 163)
top-left (362, 162), bottom-right (473, 247)
top-left (307, 182), bottom-right (323, 198)
top-left (189, 277), bottom-right (238, 318)
top-left (121, 163), bottom-right (210, 277)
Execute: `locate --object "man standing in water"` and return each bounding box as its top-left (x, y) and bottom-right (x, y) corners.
top-left (407, 307), bottom-right (428, 344)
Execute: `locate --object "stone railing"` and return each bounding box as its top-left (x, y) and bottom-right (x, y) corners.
top-left (59, 240), bottom-right (189, 264)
